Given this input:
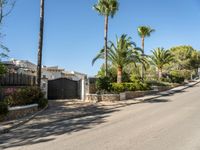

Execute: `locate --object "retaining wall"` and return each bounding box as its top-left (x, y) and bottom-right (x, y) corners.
top-left (5, 104), bottom-right (38, 120)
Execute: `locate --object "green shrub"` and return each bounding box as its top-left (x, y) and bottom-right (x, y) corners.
top-left (96, 77), bottom-right (112, 92)
top-left (147, 80), bottom-right (168, 86)
top-left (123, 83), bottom-right (136, 91)
top-left (160, 77), bottom-right (171, 83)
top-left (111, 82), bottom-right (151, 93)
top-left (0, 101), bottom-right (8, 116)
top-left (130, 73), bottom-right (141, 82)
top-left (37, 98), bottom-right (48, 109)
top-left (5, 87), bottom-right (45, 107)
top-left (169, 71), bottom-right (185, 83)
top-left (111, 83), bottom-right (125, 93)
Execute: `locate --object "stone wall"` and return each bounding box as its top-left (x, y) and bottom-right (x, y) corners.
top-left (85, 86), bottom-right (172, 102)
top-left (124, 90), bottom-right (157, 100)
top-left (85, 94), bottom-right (101, 103)
top-left (5, 104), bottom-right (38, 120)
top-left (101, 94), bottom-right (120, 102)
top-left (85, 94), bottom-right (120, 102)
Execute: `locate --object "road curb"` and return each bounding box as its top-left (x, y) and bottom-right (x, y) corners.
top-left (140, 80), bottom-right (200, 102)
top-left (0, 104), bottom-right (49, 134)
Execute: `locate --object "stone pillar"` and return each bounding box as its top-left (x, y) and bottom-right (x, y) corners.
top-left (41, 77), bottom-right (48, 99)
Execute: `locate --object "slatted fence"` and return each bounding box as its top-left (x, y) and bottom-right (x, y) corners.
top-left (0, 72), bottom-right (36, 86)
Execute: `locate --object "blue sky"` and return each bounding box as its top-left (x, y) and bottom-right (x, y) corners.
top-left (2, 0), bottom-right (200, 76)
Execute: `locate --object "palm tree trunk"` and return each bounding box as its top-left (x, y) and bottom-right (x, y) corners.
top-left (158, 68), bottom-right (162, 80)
top-left (117, 66), bottom-right (122, 83)
top-left (37, 0), bottom-right (45, 87)
top-left (141, 36), bottom-right (145, 80)
top-left (104, 15), bottom-right (108, 77)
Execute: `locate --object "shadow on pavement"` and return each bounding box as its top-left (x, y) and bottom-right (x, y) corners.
top-left (0, 101), bottom-right (119, 149)
top-left (144, 98), bottom-right (171, 103)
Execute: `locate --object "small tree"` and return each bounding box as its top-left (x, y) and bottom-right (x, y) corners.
top-left (93, 34), bottom-right (143, 83)
top-left (151, 48), bottom-right (173, 80)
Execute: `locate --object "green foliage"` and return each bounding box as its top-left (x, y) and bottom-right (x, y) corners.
top-left (93, 0), bottom-right (119, 18)
top-left (0, 101), bottom-right (8, 115)
top-left (151, 48), bottom-right (173, 69)
top-left (137, 26), bottom-right (155, 38)
top-left (93, 34), bottom-right (143, 83)
top-left (111, 83), bottom-right (125, 93)
top-left (37, 98), bottom-right (48, 109)
top-left (130, 73), bottom-right (141, 82)
top-left (93, 35), bottom-right (142, 68)
top-left (111, 82), bottom-right (151, 93)
top-left (0, 63), bottom-right (7, 75)
top-left (169, 70), bottom-right (185, 84)
top-left (170, 46), bottom-right (200, 70)
top-left (96, 64), bottom-right (117, 82)
top-left (160, 77), bottom-right (171, 83)
top-left (96, 77), bottom-right (112, 92)
top-left (5, 87), bottom-right (46, 107)
top-left (146, 80), bottom-right (169, 87)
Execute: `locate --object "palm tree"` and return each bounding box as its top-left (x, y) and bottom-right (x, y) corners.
top-left (93, 0), bottom-right (119, 77)
top-left (137, 26), bottom-right (155, 79)
top-left (151, 48), bottom-right (173, 80)
top-left (92, 34), bottom-right (142, 83)
top-left (37, 0), bottom-right (44, 87)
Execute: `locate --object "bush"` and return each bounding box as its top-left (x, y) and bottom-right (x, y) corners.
top-left (111, 82), bottom-right (151, 93)
top-left (5, 87), bottom-right (45, 107)
top-left (130, 73), bottom-right (141, 82)
top-left (111, 83), bottom-right (125, 93)
top-left (0, 101), bottom-right (8, 116)
top-left (147, 80), bottom-right (168, 87)
top-left (37, 98), bottom-right (48, 109)
top-left (160, 77), bottom-right (171, 83)
top-left (96, 77), bottom-right (112, 93)
top-left (169, 71), bottom-right (185, 84)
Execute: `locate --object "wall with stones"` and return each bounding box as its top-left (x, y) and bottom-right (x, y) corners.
top-left (5, 104), bottom-right (38, 121)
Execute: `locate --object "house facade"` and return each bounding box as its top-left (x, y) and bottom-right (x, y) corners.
top-left (3, 59), bottom-right (86, 81)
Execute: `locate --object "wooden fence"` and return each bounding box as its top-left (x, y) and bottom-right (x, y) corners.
top-left (0, 72), bottom-right (36, 86)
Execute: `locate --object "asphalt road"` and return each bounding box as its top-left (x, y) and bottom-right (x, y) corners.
top-left (1, 83), bottom-right (200, 150)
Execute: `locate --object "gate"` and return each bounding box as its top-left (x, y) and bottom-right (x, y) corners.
top-left (48, 78), bottom-right (80, 100)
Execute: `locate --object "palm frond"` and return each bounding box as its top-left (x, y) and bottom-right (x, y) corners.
top-left (92, 48), bottom-right (104, 66)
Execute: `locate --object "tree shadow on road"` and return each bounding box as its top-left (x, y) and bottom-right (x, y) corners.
top-left (0, 101), bottom-right (119, 149)
top-left (144, 98), bottom-right (171, 103)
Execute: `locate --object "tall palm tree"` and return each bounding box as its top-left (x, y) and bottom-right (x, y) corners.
top-left (137, 26), bottom-right (155, 79)
top-left (37, 0), bottom-right (44, 87)
top-left (151, 48), bottom-right (173, 80)
top-left (93, 0), bottom-right (119, 77)
top-left (92, 34), bottom-right (142, 83)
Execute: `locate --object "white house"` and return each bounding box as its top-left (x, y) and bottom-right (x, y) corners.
top-left (3, 59), bottom-right (37, 76)
top-left (3, 59), bottom-right (87, 81)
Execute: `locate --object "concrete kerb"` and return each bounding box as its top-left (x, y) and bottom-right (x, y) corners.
top-left (0, 104), bottom-right (49, 134)
top-left (137, 80), bottom-right (200, 102)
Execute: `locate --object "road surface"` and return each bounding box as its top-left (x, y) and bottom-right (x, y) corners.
top-left (1, 83), bottom-right (200, 150)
